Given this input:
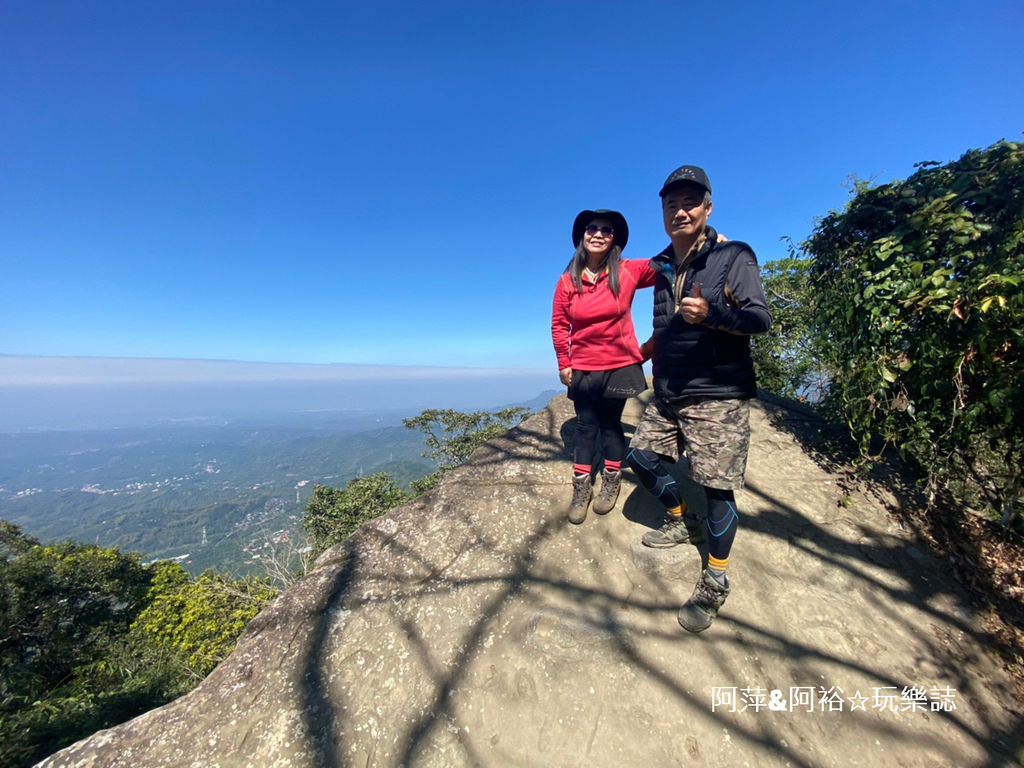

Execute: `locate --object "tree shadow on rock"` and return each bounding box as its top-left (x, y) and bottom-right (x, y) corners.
top-left (276, 396), bottom-right (1023, 768)
top-left (755, 390), bottom-right (1024, 712)
top-left (743, 477), bottom-right (1024, 765)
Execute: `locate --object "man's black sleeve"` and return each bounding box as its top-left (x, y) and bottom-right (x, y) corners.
top-left (703, 247), bottom-right (773, 335)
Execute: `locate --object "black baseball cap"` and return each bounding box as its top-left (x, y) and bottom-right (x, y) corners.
top-left (659, 165), bottom-right (712, 198)
top-left (571, 209), bottom-right (629, 250)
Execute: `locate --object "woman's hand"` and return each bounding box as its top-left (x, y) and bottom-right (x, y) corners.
top-left (559, 367), bottom-right (572, 387)
top-left (639, 338), bottom-right (654, 362)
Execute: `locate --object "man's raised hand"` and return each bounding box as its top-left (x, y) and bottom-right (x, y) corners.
top-left (680, 282), bottom-right (709, 324)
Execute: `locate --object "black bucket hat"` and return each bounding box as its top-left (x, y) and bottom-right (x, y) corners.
top-left (571, 209), bottom-right (629, 250)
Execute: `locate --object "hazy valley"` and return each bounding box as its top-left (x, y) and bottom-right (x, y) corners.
top-left (0, 357), bottom-right (558, 575)
top-left (0, 410), bottom-right (438, 574)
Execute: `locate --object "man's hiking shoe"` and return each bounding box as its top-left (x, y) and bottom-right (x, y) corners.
top-left (592, 469), bottom-right (621, 515)
top-left (678, 570), bottom-right (730, 633)
top-left (641, 514), bottom-right (706, 547)
top-left (568, 474), bottom-right (592, 524)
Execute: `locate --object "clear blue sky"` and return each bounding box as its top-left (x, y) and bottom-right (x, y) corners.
top-left (3, 0), bottom-right (1022, 371)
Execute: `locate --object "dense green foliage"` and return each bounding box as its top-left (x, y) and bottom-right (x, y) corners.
top-left (132, 567), bottom-right (277, 677)
top-left (302, 473), bottom-right (412, 556)
top-left (0, 523), bottom-right (277, 768)
top-left (769, 140), bottom-right (1023, 530)
top-left (1, 524), bottom-right (151, 704)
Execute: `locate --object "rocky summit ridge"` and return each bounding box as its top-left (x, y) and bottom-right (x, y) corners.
top-left (38, 391), bottom-right (1023, 767)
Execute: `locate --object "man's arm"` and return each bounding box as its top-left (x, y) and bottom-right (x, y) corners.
top-left (702, 247), bottom-right (773, 335)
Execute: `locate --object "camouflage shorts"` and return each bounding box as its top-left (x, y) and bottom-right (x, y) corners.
top-left (629, 397), bottom-right (751, 489)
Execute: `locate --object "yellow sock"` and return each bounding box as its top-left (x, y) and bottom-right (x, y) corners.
top-left (668, 503), bottom-right (686, 518)
top-left (708, 555), bottom-right (728, 573)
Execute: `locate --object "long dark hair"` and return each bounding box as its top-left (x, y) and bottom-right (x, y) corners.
top-left (565, 241), bottom-right (623, 296)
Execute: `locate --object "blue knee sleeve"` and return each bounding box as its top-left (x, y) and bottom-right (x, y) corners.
top-left (627, 448), bottom-right (683, 511)
top-left (705, 487), bottom-right (739, 562)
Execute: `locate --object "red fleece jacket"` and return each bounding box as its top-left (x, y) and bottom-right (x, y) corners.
top-left (551, 259), bottom-right (656, 372)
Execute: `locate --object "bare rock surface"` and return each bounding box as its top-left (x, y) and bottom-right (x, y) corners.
top-left (38, 392), bottom-right (1023, 767)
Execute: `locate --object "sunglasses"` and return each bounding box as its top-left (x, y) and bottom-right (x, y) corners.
top-left (585, 225), bottom-right (614, 236)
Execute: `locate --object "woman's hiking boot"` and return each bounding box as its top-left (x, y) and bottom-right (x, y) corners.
top-left (568, 474), bottom-right (592, 524)
top-left (592, 469), bottom-right (621, 515)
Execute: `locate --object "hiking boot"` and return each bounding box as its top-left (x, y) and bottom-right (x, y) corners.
top-left (641, 513), bottom-right (706, 547)
top-left (568, 474), bottom-right (592, 524)
top-left (592, 470), bottom-right (621, 515)
top-left (678, 570), bottom-right (731, 633)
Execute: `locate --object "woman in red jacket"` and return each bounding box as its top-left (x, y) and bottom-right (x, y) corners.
top-left (551, 209), bottom-right (655, 524)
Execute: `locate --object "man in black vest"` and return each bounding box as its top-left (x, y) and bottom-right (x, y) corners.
top-left (627, 165), bottom-right (772, 632)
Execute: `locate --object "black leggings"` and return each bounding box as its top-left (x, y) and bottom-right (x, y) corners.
top-left (573, 397), bottom-right (627, 470)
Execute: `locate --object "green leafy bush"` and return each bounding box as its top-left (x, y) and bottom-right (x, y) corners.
top-left (0, 522), bottom-right (277, 767)
top-left (0, 526), bottom-right (151, 705)
top-left (805, 140), bottom-right (1023, 528)
top-left (302, 473), bottom-right (411, 556)
top-left (131, 568), bottom-right (277, 677)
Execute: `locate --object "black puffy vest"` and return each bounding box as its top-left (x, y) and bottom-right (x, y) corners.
top-left (649, 229), bottom-right (758, 401)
